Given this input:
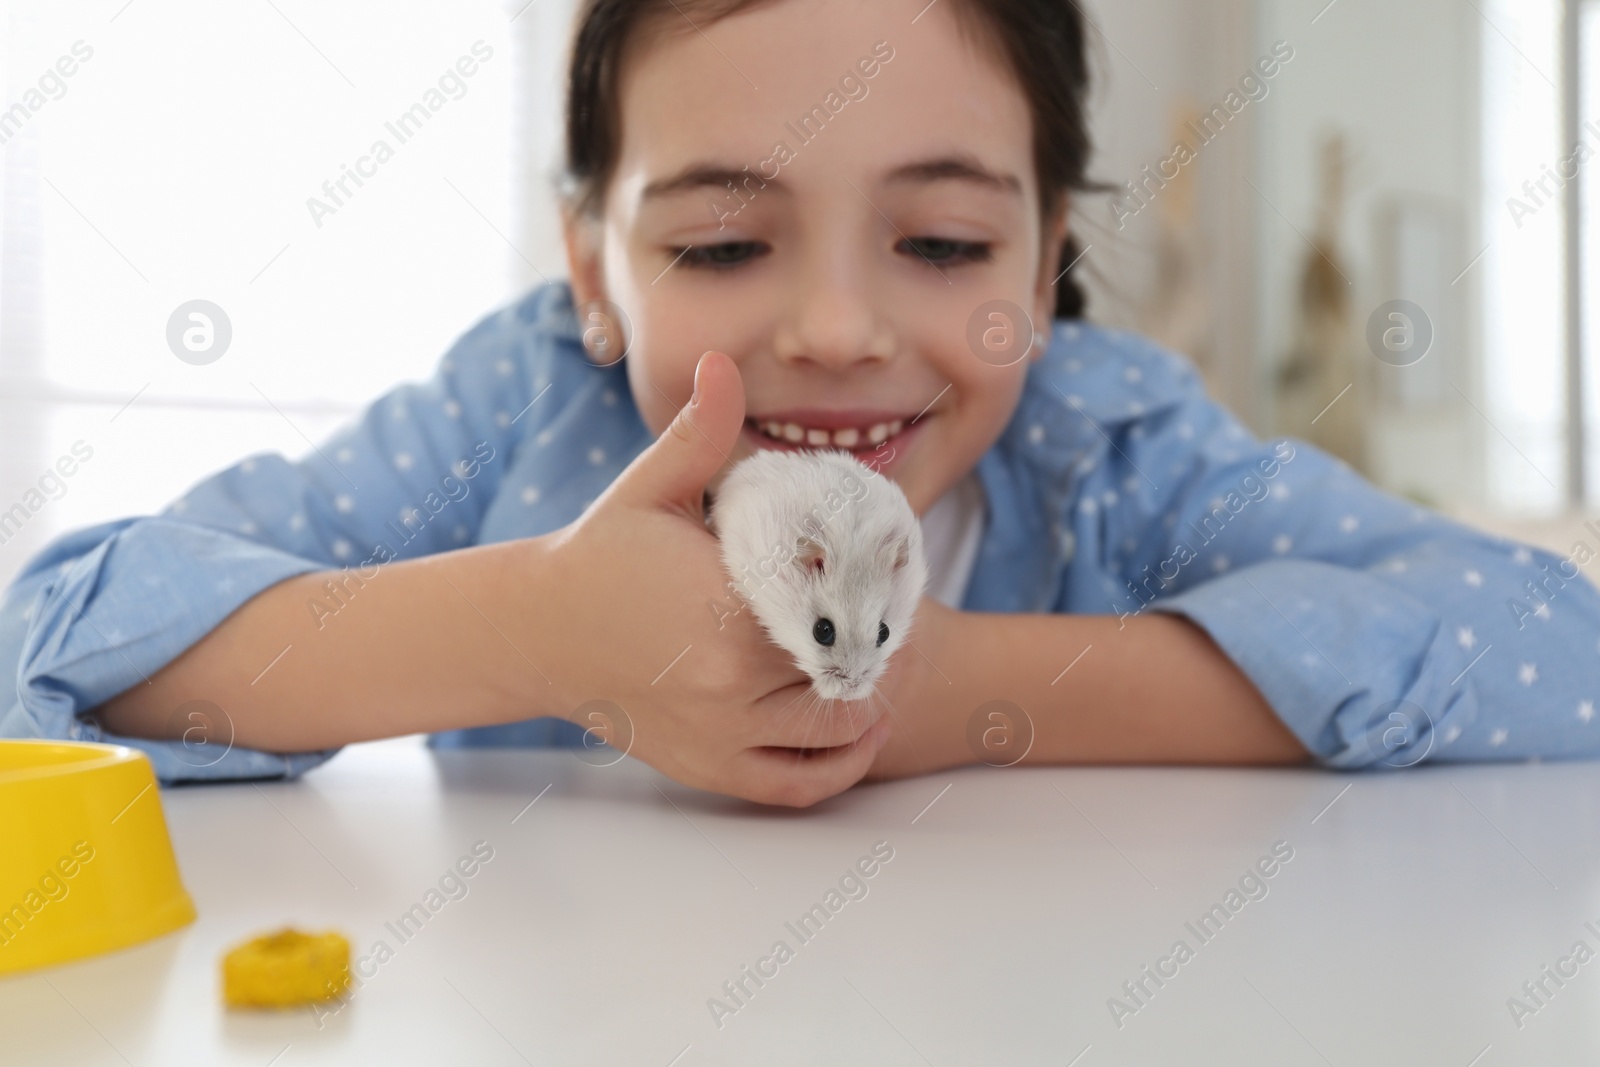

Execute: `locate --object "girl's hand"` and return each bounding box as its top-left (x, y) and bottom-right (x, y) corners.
top-left (529, 351), bottom-right (894, 807)
top-left (860, 595), bottom-right (972, 782)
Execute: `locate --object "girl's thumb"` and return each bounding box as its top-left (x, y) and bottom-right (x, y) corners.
top-left (610, 351), bottom-right (743, 513)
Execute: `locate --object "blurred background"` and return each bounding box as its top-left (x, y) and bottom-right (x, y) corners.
top-left (0, 0), bottom-right (1594, 590)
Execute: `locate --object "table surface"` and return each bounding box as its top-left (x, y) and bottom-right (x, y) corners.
top-left (5, 735), bottom-right (1599, 1066)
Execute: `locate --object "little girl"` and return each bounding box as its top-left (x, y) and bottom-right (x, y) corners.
top-left (3, 0), bottom-right (1596, 807)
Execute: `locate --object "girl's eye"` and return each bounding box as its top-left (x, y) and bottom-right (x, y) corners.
top-left (671, 242), bottom-right (767, 270)
top-left (814, 618), bottom-right (836, 647)
top-left (877, 621), bottom-right (889, 646)
top-left (897, 237), bottom-right (993, 266)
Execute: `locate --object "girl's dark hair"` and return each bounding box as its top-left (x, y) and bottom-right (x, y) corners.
top-left (560, 0), bottom-right (1097, 320)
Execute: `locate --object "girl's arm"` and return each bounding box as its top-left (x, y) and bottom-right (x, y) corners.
top-left (869, 327), bottom-right (1600, 774)
top-left (0, 287), bottom-right (560, 783)
top-left (88, 537), bottom-right (559, 753)
top-left (867, 599), bottom-right (1310, 779)
top-left (17, 346), bottom-right (889, 806)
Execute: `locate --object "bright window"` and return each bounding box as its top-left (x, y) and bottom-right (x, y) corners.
top-left (0, 0), bottom-right (572, 584)
top-left (1479, 0), bottom-right (1568, 515)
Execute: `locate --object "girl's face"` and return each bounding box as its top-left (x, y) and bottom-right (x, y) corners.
top-left (563, 0), bottom-right (1066, 515)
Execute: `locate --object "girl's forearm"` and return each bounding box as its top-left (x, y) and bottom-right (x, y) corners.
top-left (90, 538), bottom-right (565, 753)
top-left (872, 603), bottom-right (1312, 777)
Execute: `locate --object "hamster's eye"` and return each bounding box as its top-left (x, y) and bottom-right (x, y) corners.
top-left (813, 618), bottom-right (836, 647)
top-left (877, 622), bottom-right (889, 647)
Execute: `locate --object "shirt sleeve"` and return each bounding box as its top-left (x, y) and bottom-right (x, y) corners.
top-left (1080, 351), bottom-right (1600, 769)
top-left (0, 285), bottom-right (564, 784)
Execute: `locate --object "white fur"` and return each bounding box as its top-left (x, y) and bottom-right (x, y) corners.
top-left (709, 449), bottom-right (928, 701)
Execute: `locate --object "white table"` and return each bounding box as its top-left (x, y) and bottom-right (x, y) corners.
top-left (4, 735), bottom-right (1597, 1066)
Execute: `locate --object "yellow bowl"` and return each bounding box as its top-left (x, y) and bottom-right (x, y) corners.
top-left (0, 740), bottom-right (196, 978)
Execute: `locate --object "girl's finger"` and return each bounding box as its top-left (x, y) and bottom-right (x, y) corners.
top-left (600, 351), bottom-right (743, 517)
top-left (731, 713), bottom-right (895, 808)
top-left (750, 682), bottom-right (887, 750)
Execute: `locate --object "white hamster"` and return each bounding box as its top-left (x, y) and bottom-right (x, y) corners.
top-left (708, 448), bottom-right (928, 702)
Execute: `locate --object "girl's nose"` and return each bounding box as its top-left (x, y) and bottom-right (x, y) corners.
top-left (772, 266), bottom-right (894, 372)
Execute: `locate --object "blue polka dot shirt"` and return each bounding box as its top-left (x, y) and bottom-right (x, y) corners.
top-left (3, 280), bottom-right (1597, 782)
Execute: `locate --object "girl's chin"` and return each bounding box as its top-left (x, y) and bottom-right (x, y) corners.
top-left (736, 417), bottom-right (923, 481)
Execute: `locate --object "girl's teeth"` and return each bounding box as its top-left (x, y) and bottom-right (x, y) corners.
top-left (753, 419), bottom-right (908, 448)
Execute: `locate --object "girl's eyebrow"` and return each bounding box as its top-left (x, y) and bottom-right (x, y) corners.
top-left (883, 155), bottom-right (1022, 197)
top-left (641, 163), bottom-right (790, 201)
top-left (639, 154), bottom-right (1021, 202)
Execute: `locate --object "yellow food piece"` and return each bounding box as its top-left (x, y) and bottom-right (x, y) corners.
top-left (221, 927), bottom-right (351, 1009)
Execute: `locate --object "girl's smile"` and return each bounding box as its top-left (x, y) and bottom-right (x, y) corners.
top-left (739, 408), bottom-right (927, 477)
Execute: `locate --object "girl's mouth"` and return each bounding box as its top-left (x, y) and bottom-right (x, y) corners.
top-left (740, 412), bottom-right (923, 474)
top-left (750, 416), bottom-right (904, 449)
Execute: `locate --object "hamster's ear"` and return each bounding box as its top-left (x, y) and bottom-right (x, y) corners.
top-left (880, 534), bottom-right (910, 571)
top-left (796, 537), bottom-right (826, 576)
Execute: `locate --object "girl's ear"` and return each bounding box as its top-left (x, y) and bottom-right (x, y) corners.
top-left (1032, 194), bottom-right (1072, 359)
top-left (561, 206), bottom-right (606, 307)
